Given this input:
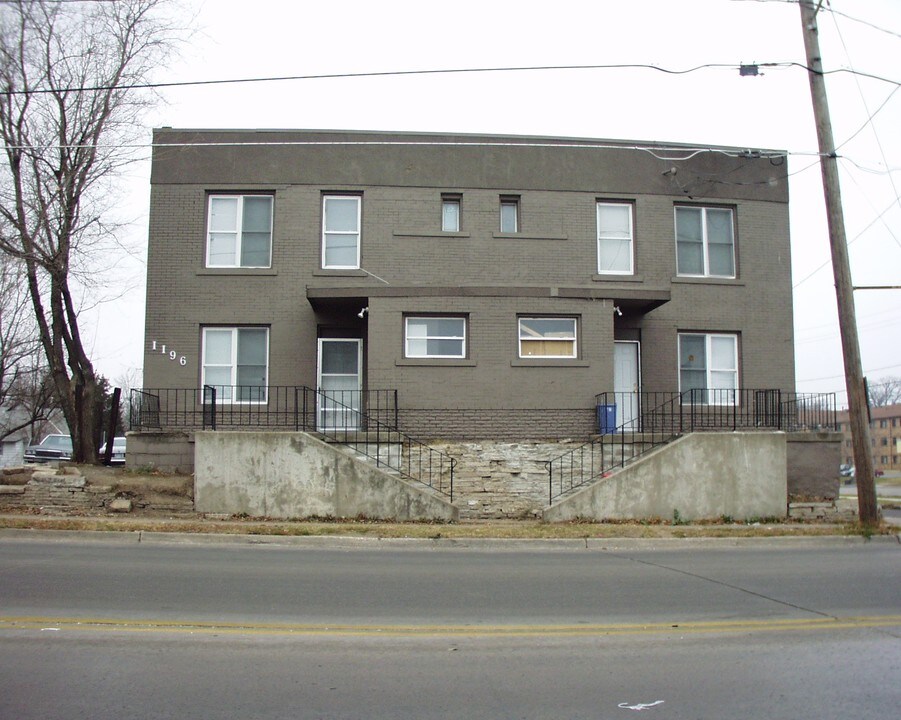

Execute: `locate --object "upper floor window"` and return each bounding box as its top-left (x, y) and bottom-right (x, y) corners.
top-left (519, 317), bottom-right (577, 358)
top-left (322, 195), bottom-right (361, 269)
top-left (675, 206), bottom-right (735, 278)
top-left (201, 327), bottom-right (269, 403)
top-left (206, 195), bottom-right (273, 268)
top-left (678, 332), bottom-right (738, 404)
top-left (442, 195), bottom-right (461, 232)
top-left (597, 202), bottom-right (634, 274)
top-left (405, 316), bottom-right (466, 358)
top-left (500, 196), bottom-right (520, 233)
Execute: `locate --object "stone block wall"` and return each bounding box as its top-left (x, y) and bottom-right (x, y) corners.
top-left (0, 466), bottom-right (113, 514)
top-left (427, 440), bottom-right (583, 519)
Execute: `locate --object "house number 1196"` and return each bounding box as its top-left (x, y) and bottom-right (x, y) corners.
top-left (151, 340), bottom-right (187, 366)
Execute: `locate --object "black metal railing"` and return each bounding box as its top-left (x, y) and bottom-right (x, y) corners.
top-left (547, 389), bottom-right (837, 504)
top-left (130, 387), bottom-right (399, 431)
top-left (297, 387), bottom-right (455, 500)
top-left (547, 392), bottom-right (685, 505)
top-left (593, 389), bottom-right (837, 434)
top-left (130, 386), bottom-right (452, 499)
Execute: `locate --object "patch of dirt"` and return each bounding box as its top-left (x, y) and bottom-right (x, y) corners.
top-left (77, 464), bottom-right (194, 499)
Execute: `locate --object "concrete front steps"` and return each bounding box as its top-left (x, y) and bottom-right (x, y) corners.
top-left (432, 436), bottom-right (667, 520)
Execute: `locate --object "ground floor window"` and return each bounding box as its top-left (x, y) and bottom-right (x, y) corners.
top-left (519, 317), bottom-right (577, 358)
top-left (201, 327), bottom-right (269, 402)
top-left (405, 317), bottom-right (466, 358)
top-left (678, 332), bottom-right (738, 404)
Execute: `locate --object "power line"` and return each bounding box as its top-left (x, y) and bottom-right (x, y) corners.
top-left (1, 60), bottom-right (898, 98)
top-left (0, 137), bottom-right (793, 159)
top-left (792, 195), bottom-right (900, 289)
top-left (730, 0), bottom-right (901, 41)
top-left (829, 8), bottom-right (901, 253)
top-left (797, 363), bottom-right (901, 384)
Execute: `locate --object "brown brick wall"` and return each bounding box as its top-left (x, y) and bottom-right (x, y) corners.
top-left (144, 130), bottom-right (794, 440)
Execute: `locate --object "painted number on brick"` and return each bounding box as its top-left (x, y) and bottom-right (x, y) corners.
top-left (151, 340), bottom-right (187, 366)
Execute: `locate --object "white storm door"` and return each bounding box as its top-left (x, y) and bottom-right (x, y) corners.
top-left (614, 341), bottom-right (640, 431)
top-left (317, 339), bottom-right (362, 430)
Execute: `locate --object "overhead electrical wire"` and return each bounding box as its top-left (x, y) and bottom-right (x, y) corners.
top-left (0, 59), bottom-right (898, 98)
top-left (730, 0), bottom-right (901, 42)
top-left (829, 8), bottom-right (901, 254)
top-left (792, 196), bottom-right (900, 289)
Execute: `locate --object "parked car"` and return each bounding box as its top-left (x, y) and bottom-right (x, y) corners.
top-left (23, 434), bottom-right (73, 464)
top-left (875, 468), bottom-right (884, 477)
top-left (839, 463), bottom-right (854, 477)
top-left (99, 436), bottom-right (127, 465)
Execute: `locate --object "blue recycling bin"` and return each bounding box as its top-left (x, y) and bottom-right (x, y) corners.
top-left (597, 404), bottom-right (617, 434)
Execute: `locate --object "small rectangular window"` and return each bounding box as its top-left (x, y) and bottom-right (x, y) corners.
top-left (442, 196), bottom-right (461, 232)
top-left (675, 206), bottom-right (735, 278)
top-left (597, 202), bottom-right (634, 274)
top-left (206, 195), bottom-right (273, 268)
top-left (678, 332), bottom-right (738, 404)
top-left (500, 196), bottom-right (519, 233)
top-left (322, 195), bottom-right (361, 269)
top-left (518, 317), bottom-right (577, 358)
top-left (201, 327), bottom-right (269, 403)
top-left (405, 317), bottom-right (466, 358)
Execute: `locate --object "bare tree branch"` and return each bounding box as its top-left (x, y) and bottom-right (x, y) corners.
top-left (868, 377), bottom-right (901, 408)
top-left (0, 0), bottom-right (180, 462)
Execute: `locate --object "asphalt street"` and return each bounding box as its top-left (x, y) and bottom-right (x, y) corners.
top-left (1, 534), bottom-right (899, 719)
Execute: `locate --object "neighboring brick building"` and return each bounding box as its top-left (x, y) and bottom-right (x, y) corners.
top-left (837, 404), bottom-right (901, 473)
top-left (142, 129), bottom-right (796, 440)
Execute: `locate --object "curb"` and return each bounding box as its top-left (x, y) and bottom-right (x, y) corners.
top-left (0, 527), bottom-right (898, 551)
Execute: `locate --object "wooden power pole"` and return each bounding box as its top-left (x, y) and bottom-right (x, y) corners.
top-left (799, 1), bottom-right (878, 524)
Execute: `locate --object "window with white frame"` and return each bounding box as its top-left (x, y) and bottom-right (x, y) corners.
top-left (597, 202), bottom-right (634, 274)
top-left (442, 195), bottom-right (461, 232)
top-left (675, 206), bottom-right (735, 278)
top-left (405, 317), bottom-right (466, 358)
top-left (500, 196), bottom-right (519, 233)
top-left (322, 195), bottom-right (361, 268)
top-left (206, 195), bottom-right (273, 268)
top-left (518, 317), bottom-right (577, 358)
top-left (678, 333), bottom-right (738, 404)
top-left (202, 327), bottom-right (269, 402)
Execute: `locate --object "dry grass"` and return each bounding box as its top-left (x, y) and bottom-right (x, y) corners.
top-left (0, 513), bottom-right (892, 540)
top-left (2, 465), bottom-right (894, 540)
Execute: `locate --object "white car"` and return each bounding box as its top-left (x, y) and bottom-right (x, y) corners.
top-left (99, 436), bottom-right (127, 465)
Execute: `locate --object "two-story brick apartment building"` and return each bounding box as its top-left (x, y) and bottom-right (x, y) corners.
top-left (142, 128), bottom-right (796, 442)
top-left (838, 404), bottom-right (901, 475)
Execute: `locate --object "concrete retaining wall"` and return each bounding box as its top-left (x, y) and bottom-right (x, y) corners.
top-left (127, 431), bottom-right (194, 473)
top-left (787, 431), bottom-right (841, 500)
top-left (193, 431), bottom-right (458, 521)
top-left (544, 432), bottom-right (787, 522)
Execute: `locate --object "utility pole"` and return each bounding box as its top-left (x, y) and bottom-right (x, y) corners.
top-left (799, 1), bottom-right (878, 524)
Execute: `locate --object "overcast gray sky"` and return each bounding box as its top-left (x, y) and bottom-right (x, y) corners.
top-left (88, 0), bottom-right (901, 407)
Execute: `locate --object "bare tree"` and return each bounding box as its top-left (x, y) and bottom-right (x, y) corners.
top-left (0, 252), bottom-right (57, 441)
top-left (0, 0), bottom-right (176, 462)
top-left (115, 366), bottom-right (143, 429)
top-left (868, 376), bottom-right (901, 408)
